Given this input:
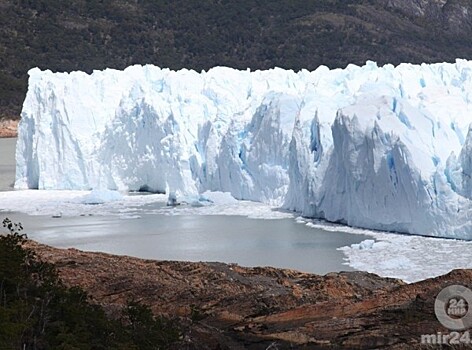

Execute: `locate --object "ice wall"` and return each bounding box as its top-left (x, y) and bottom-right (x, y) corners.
top-left (16, 61), bottom-right (472, 238)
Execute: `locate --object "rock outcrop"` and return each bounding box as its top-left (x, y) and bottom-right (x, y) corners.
top-left (0, 119), bottom-right (17, 138)
top-left (29, 241), bottom-right (472, 349)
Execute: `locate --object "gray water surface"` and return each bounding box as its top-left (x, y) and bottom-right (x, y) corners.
top-left (0, 137), bottom-right (16, 191)
top-left (1, 136), bottom-right (369, 274)
top-left (4, 211), bottom-right (369, 274)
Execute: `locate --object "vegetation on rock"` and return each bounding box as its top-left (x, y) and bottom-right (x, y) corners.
top-left (2, 0), bottom-right (472, 119)
top-left (0, 218), bottom-right (181, 349)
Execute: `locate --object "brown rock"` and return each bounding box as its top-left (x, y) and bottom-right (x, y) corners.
top-left (26, 241), bottom-right (472, 349)
top-left (0, 119), bottom-right (18, 138)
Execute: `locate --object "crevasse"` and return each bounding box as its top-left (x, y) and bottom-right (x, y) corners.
top-left (16, 61), bottom-right (472, 238)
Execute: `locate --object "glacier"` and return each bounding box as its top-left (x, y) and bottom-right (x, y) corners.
top-left (15, 60), bottom-right (472, 239)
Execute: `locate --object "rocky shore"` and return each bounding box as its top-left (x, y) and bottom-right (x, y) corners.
top-left (27, 241), bottom-right (472, 349)
top-left (0, 119), bottom-right (18, 138)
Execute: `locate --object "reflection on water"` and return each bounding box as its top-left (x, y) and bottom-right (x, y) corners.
top-left (1, 137), bottom-right (369, 275)
top-left (5, 212), bottom-right (369, 275)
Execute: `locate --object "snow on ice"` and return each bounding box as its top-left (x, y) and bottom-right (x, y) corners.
top-left (15, 60), bottom-right (472, 239)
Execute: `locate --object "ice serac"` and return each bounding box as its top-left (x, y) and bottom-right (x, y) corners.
top-left (16, 61), bottom-right (472, 238)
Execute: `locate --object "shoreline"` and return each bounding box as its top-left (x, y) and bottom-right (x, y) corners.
top-left (0, 119), bottom-right (18, 138)
top-left (1, 187), bottom-right (472, 283)
top-left (0, 205), bottom-right (364, 276)
top-left (27, 239), bottom-right (469, 349)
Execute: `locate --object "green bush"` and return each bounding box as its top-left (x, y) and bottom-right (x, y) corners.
top-left (0, 218), bottom-right (181, 350)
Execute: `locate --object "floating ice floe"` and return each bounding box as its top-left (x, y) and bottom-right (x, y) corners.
top-left (81, 189), bottom-right (123, 204)
top-left (1, 190), bottom-right (472, 282)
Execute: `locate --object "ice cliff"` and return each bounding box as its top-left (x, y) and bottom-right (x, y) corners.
top-left (16, 61), bottom-right (472, 238)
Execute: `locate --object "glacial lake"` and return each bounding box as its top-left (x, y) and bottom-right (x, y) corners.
top-left (0, 137), bottom-right (15, 191)
top-left (0, 137), bottom-right (369, 274)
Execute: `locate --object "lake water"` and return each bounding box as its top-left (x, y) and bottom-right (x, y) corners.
top-left (0, 137), bottom-right (369, 274)
top-left (0, 137), bottom-right (15, 191)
